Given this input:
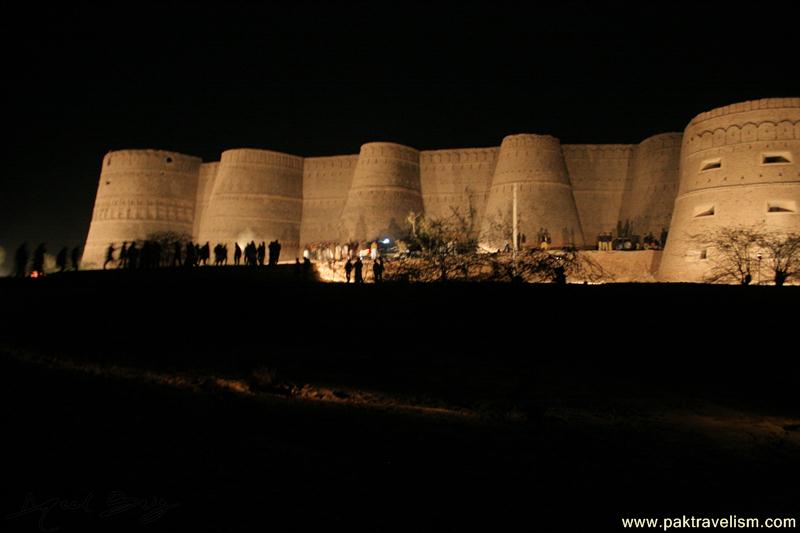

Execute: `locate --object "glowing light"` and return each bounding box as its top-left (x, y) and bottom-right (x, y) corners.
top-left (381, 238), bottom-right (390, 244)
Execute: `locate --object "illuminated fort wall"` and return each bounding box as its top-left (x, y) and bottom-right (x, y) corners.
top-left (659, 98), bottom-right (800, 281)
top-left (196, 148), bottom-right (304, 257)
top-left (299, 155), bottom-right (358, 246)
top-left (82, 98), bottom-right (799, 281)
top-left (82, 149), bottom-right (201, 268)
top-left (563, 144), bottom-right (633, 246)
top-left (338, 142), bottom-right (424, 243)
top-left (619, 133), bottom-right (683, 239)
top-left (481, 134), bottom-right (585, 249)
top-left (419, 147), bottom-right (499, 227)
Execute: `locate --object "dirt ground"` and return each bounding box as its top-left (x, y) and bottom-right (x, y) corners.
top-left (1, 269), bottom-right (798, 531)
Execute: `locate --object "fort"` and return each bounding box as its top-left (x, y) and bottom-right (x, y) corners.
top-left (82, 98), bottom-right (800, 281)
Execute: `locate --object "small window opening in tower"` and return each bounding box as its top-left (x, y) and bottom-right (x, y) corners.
top-left (693, 205), bottom-right (715, 218)
top-left (699, 248), bottom-right (708, 260)
top-left (700, 159), bottom-right (722, 171)
top-left (767, 200), bottom-right (797, 213)
top-left (166, 156), bottom-right (174, 163)
top-left (762, 152), bottom-right (792, 165)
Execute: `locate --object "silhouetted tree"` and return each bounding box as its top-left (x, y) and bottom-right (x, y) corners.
top-left (757, 231), bottom-right (800, 286)
top-left (391, 206), bottom-right (480, 282)
top-left (693, 225), bottom-right (800, 285)
top-left (693, 225), bottom-right (764, 284)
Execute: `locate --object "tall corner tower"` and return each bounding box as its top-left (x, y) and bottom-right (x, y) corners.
top-left (197, 148), bottom-right (304, 258)
top-left (82, 149), bottom-right (202, 268)
top-left (480, 134), bottom-right (584, 249)
top-left (659, 98), bottom-right (800, 281)
top-left (338, 142), bottom-right (423, 242)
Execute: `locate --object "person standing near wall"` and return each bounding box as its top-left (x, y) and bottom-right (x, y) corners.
top-left (103, 243), bottom-right (115, 269)
top-left (344, 258), bottom-right (353, 283)
top-left (354, 257), bottom-right (363, 283)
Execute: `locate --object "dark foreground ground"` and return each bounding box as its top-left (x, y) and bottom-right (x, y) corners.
top-left (1, 267), bottom-right (798, 532)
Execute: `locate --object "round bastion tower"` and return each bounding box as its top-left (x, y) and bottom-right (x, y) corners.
top-left (659, 98), bottom-right (800, 281)
top-left (338, 142), bottom-right (423, 242)
top-left (197, 149), bottom-right (304, 259)
top-left (618, 132), bottom-right (683, 239)
top-left (82, 149), bottom-right (202, 268)
top-left (480, 134), bottom-right (585, 249)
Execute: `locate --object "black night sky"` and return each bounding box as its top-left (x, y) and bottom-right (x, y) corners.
top-left (1, 0), bottom-right (797, 273)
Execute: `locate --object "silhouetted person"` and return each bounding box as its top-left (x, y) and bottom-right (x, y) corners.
top-left (56, 247), bottom-right (68, 273)
top-left (14, 243), bottom-right (29, 278)
top-left (247, 241), bottom-right (257, 266)
top-left (103, 243), bottom-right (115, 269)
top-left (354, 257), bottom-right (364, 283)
top-left (344, 258), bottom-right (353, 283)
top-left (295, 257), bottom-right (302, 275)
top-left (234, 243), bottom-right (242, 265)
top-left (153, 241), bottom-right (163, 267)
top-left (372, 257), bottom-right (384, 283)
top-left (70, 246), bottom-right (81, 271)
top-left (32, 243), bottom-right (46, 276)
top-left (268, 240), bottom-right (281, 265)
top-left (127, 242), bottom-right (139, 269)
top-left (119, 242), bottom-right (128, 268)
top-left (201, 242), bottom-right (210, 266)
top-left (743, 272), bottom-right (752, 285)
top-left (185, 241), bottom-right (196, 267)
top-left (553, 265), bottom-right (566, 285)
top-left (257, 242), bottom-right (266, 266)
top-left (222, 244), bottom-right (228, 265)
top-left (173, 241), bottom-right (182, 267)
top-left (302, 256), bottom-right (312, 278)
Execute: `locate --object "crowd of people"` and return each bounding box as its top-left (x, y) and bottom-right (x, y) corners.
top-left (103, 239), bottom-right (283, 270)
top-left (596, 229), bottom-right (668, 251)
top-left (302, 240), bottom-right (384, 263)
top-left (13, 243), bottom-right (81, 278)
top-left (301, 239), bottom-right (390, 283)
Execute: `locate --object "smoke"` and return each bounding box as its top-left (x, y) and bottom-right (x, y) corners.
top-left (236, 229), bottom-right (259, 250)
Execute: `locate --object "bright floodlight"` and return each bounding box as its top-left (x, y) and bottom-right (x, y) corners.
top-left (382, 238), bottom-right (390, 244)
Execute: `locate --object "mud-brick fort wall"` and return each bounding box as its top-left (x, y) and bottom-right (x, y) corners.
top-left (82, 97), bottom-right (799, 280)
top-left (196, 148), bottom-right (304, 258)
top-left (338, 142), bottom-right (424, 243)
top-left (659, 98), bottom-right (800, 281)
top-left (481, 134), bottom-right (585, 248)
top-left (619, 133), bottom-right (683, 238)
top-left (83, 149), bottom-right (201, 268)
top-left (419, 147), bottom-right (499, 228)
top-left (563, 144), bottom-right (633, 245)
top-left (300, 155), bottom-right (358, 245)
